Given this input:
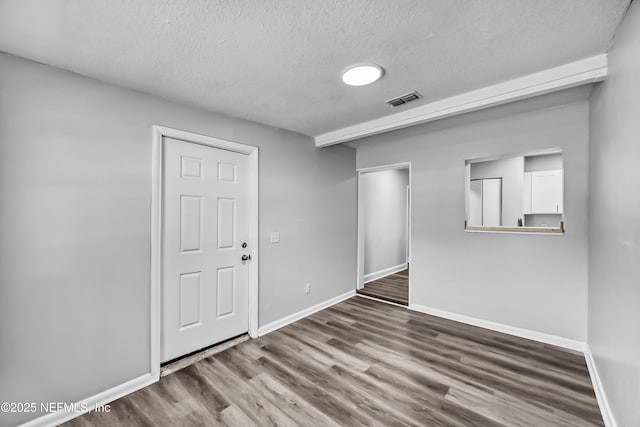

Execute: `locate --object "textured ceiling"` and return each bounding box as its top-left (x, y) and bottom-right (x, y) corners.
top-left (0, 0), bottom-right (631, 137)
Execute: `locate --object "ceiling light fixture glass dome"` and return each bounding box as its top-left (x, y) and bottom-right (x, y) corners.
top-left (342, 64), bottom-right (384, 86)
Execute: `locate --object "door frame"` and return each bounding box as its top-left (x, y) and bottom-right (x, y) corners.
top-left (356, 162), bottom-right (412, 303)
top-left (150, 125), bottom-right (259, 376)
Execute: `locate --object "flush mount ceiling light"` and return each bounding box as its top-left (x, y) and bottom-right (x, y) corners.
top-left (342, 64), bottom-right (384, 86)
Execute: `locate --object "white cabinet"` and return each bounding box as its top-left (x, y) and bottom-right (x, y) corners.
top-left (523, 170), bottom-right (563, 214)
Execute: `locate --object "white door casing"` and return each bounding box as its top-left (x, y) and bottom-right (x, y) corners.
top-left (405, 184), bottom-right (410, 263)
top-left (355, 162), bottom-right (412, 299)
top-left (161, 137), bottom-right (250, 362)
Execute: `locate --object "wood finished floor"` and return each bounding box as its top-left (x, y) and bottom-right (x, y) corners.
top-left (65, 297), bottom-right (603, 427)
top-left (357, 269), bottom-right (409, 305)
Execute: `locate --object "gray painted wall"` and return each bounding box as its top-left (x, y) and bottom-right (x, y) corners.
top-left (588, 1), bottom-right (640, 425)
top-left (361, 169), bottom-right (409, 276)
top-left (353, 87), bottom-right (590, 342)
top-left (470, 156), bottom-right (524, 226)
top-left (0, 53), bottom-right (356, 426)
top-left (524, 152), bottom-right (563, 173)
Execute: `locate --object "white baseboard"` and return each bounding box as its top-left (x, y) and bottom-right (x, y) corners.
top-left (364, 263), bottom-right (407, 284)
top-left (409, 303), bottom-right (586, 353)
top-left (584, 346), bottom-right (617, 427)
top-left (258, 290), bottom-right (356, 337)
top-left (20, 372), bottom-right (159, 427)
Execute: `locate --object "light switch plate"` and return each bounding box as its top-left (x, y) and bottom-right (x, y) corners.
top-left (270, 231), bottom-right (280, 243)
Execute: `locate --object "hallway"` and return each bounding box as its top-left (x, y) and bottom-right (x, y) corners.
top-left (357, 269), bottom-right (408, 305)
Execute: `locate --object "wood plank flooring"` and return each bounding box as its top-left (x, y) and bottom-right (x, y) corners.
top-left (357, 269), bottom-right (409, 305)
top-left (65, 297), bottom-right (603, 427)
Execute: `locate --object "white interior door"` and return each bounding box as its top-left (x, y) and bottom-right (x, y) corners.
top-left (481, 178), bottom-right (502, 226)
top-left (161, 137), bottom-right (250, 363)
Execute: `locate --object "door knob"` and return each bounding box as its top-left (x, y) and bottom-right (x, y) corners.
top-left (241, 254), bottom-right (251, 261)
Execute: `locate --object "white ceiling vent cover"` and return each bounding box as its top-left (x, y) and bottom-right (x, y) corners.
top-left (386, 91), bottom-right (422, 107)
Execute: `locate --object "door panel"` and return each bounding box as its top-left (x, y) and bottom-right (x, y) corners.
top-left (218, 162), bottom-right (236, 182)
top-left (217, 198), bottom-right (236, 249)
top-left (162, 137), bottom-right (249, 363)
top-left (216, 267), bottom-right (235, 318)
top-left (179, 272), bottom-right (201, 328)
top-left (181, 156), bottom-right (203, 179)
top-left (180, 196), bottom-right (202, 252)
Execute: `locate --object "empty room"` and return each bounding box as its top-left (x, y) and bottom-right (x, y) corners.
top-left (1, 1), bottom-right (639, 426)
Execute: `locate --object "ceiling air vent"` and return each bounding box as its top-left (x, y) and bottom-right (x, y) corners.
top-left (386, 91), bottom-right (422, 107)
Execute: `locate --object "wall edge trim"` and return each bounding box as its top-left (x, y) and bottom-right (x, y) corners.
top-left (409, 303), bottom-right (586, 353)
top-left (584, 345), bottom-right (617, 427)
top-left (257, 290), bottom-right (356, 337)
top-left (19, 373), bottom-right (159, 427)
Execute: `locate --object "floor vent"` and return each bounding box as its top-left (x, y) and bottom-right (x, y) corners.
top-left (385, 91), bottom-right (422, 107)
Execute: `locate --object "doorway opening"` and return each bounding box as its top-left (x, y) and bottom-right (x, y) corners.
top-left (356, 163), bottom-right (411, 306)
